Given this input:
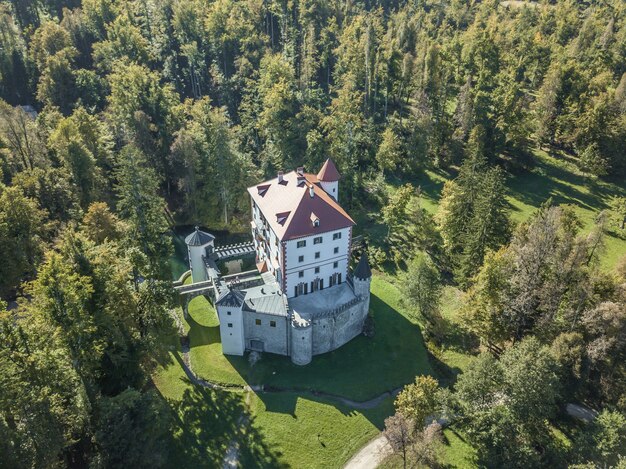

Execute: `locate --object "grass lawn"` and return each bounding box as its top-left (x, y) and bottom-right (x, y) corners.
top-left (248, 392), bottom-right (393, 468)
top-left (180, 274), bottom-right (433, 401)
top-left (380, 148), bottom-right (626, 270)
top-left (151, 270), bottom-right (433, 468)
top-left (153, 319), bottom-right (395, 468)
top-left (440, 428), bottom-right (478, 468)
top-left (378, 427), bottom-right (477, 469)
top-left (507, 149), bottom-right (626, 269)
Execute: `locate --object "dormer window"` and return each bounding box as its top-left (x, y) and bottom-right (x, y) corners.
top-left (310, 212), bottom-right (320, 227)
top-left (276, 211), bottom-right (290, 225)
top-left (257, 184), bottom-right (271, 196)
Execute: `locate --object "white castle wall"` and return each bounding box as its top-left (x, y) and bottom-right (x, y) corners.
top-left (310, 300), bottom-right (368, 356)
top-left (284, 227), bottom-right (351, 298)
top-left (188, 241), bottom-right (213, 282)
top-left (319, 180), bottom-right (339, 201)
top-left (216, 303), bottom-right (245, 356)
top-left (290, 318), bottom-right (313, 365)
top-left (288, 276), bottom-right (371, 365)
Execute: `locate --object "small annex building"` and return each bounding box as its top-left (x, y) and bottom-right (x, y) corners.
top-left (185, 159), bottom-right (371, 365)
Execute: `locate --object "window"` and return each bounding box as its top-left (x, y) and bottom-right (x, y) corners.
top-left (297, 240), bottom-right (306, 248)
top-left (333, 232), bottom-right (342, 240)
top-left (334, 247), bottom-right (339, 254)
top-left (333, 261), bottom-right (338, 268)
top-left (299, 271), bottom-right (304, 278)
top-left (315, 267), bottom-right (320, 274)
top-left (315, 252), bottom-right (320, 259)
top-left (270, 320), bottom-right (276, 327)
top-left (227, 323), bottom-right (233, 328)
top-left (314, 236), bottom-right (323, 244)
top-left (298, 255), bottom-right (304, 262)
top-left (227, 311), bottom-right (232, 316)
top-left (255, 319), bottom-right (261, 326)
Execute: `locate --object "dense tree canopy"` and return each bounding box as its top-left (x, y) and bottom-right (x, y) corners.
top-left (0, 0), bottom-right (625, 466)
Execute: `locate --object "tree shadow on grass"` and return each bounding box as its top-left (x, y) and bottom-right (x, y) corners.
top-left (428, 351), bottom-right (463, 388)
top-left (182, 295), bottom-right (222, 350)
top-left (221, 289), bottom-right (433, 421)
top-left (437, 315), bottom-right (480, 356)
top-left (185, 308), bottom-right (219, 349)
top-left (160, 383), bottom-right (288, 468)
top-left (507, 155), bottom-right (623, 213)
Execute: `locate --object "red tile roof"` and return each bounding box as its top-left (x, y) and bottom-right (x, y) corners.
top-left (247, 170), bottom-right (355, 241)
top-left (317, 158), bottom-right (341, 181)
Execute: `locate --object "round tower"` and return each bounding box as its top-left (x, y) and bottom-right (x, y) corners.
top-left (317, 158), bottom-right (341, 201)
top-left (290, 310), bottom-right (313, 365)
top-left (185, 226), bottom-right (215, 283)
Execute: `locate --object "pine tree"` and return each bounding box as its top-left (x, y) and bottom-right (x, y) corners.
top-left (438, 151), bottom-right (511, 283)
top-left (115, 145), bottom-right (172, 280)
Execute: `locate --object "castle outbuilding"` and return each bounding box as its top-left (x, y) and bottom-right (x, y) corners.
top-left (184, 159), bottom-right (371, 365)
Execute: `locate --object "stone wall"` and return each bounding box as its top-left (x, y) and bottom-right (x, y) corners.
top-left (243, 312), bottom-right (288, 355)
top-left (310, 298), bottom-right (368, 356)
top-left (290, 318), bottom-right (313, 366)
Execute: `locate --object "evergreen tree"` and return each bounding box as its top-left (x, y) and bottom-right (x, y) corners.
top-left (438, 152), bottom-right (511, 283)
top-left (115, 145), bottom-right (172, 280)
top-left (404, 253), bottom-right (442, 327)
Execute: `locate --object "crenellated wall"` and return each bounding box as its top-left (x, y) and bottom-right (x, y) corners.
top-left (309, 299), bottom-right (368, 356)
top-left (288, 288), bottom-right (370, 365)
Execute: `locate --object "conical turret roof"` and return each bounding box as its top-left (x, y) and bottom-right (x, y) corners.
top-left (317, 158), bottom-right (341, 182)
top-left (354, 252), bottom-right (372, 279)
top-left (185, 226), bottom-right (215, 246)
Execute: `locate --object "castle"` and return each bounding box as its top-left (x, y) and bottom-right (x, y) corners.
top-left (184, 159), bottom-right (371, 365)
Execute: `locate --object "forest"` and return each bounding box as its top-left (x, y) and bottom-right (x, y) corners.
top-left (0, 0), bottom-right (625, 467)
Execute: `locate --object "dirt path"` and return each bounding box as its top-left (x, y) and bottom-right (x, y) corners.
top-left (168, 309), bottom-right (403, 468)
top-left (343, 435), bottom-right (392, 469)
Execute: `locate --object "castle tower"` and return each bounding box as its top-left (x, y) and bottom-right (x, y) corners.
top-left (317, 158), bottom-right (341, 201)
top-left (352, 251), bottom-right (372, 314)
top-left (215, 287), bottom-right (246, 355)
top-left (290, 310), bottom-right (313, 365)
top-left (185, 227), bottom-right (215, 283)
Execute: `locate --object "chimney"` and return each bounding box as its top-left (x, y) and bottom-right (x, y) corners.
top-left (278, 171), bottom-right (284, 183)
top-left (309, 185), bottom-right (314, 198)
top-left (296, 166), bottom-right (304, 176)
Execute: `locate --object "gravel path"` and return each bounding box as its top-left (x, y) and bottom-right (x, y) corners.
top-left (343, 435), bottom-right (392, 469)
top-left (167, 309), bottom-right (403, 468)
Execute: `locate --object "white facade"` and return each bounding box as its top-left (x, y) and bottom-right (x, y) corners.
top-left (187, 240), bottom-right (214, 282)
top-left (251, 199), bottom-right (352, 298)
top-left (283, 227), bottom-right (351, 298)
top-left (319, 180), bottom-right (339, 201)
top-left (216, 303), bottom-right (245, 355)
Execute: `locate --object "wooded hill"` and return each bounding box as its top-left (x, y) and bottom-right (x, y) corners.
top-left (0, 0), bottom-right (625, 467)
